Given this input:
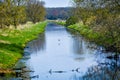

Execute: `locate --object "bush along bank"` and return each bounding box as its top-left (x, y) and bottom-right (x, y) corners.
top-left (67, 23), bottom-right (120, 53)
top-left (0, 21), bottom-right (47, 70)
top-left (55, 21), bottom-right (66, 26)
top-left (49, 20), bottom-right (66, 26)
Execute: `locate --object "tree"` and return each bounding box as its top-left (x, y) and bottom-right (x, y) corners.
top-left (71, 0), bottom-right (93, 24)
top-left (71, 0), bottom-right (120, 52)
top-left (11, 0), bottom-right (27, 28)
top-left (0, 0), bottom-right (12, 28)
top-left (26, 0), bottom-right (46, 23)
top-left (66, 16), bottom-right (79, 26)
top-left (0, 0), bottom-right (27, 28)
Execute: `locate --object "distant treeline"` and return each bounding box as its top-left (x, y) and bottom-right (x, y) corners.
top-left (46, 7), bottom-right (71, 20)
top-left (0, 0), bottom-right (46, 29)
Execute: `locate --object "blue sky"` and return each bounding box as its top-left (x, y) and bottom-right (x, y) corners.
top-left (42, 0), bottom-right (72, 7)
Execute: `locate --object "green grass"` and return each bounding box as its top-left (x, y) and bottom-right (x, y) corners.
top-left (0, 21), bottom-right (47, 69)
top-left (55, 21), bottom-right (66, 26)
top-left (48, 20), bottom-right (66, 26)
top-left (68, 23), bottom-right (101, 41)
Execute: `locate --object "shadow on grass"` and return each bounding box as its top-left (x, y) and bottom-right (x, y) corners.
top-left (0, 43), bottom-right (24, 55)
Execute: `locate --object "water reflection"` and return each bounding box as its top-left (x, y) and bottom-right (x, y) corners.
top-left (0, 33), bottom-right (46, 80)
top-left (64, 52), bottom-right (120, 80)
top-left (72, 35), bottom-right (84, 55)
top-left (67, 29), bottom-right (83, 55)
top-left (28, 33), bottom-right (46, 54)
top-left (67, 29), bottom-right (97, 62)
top-left (25, 24), bottom-right (120, 80)
top-left (83, 59), bottom-right (120, 80)
top-left (1, 23), bottom-right (120, 80)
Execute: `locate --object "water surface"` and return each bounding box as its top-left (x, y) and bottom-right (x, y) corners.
top-left (25, 23), bottom-right (119, 80)
top-left (1, 23), bottom-right (120, 80)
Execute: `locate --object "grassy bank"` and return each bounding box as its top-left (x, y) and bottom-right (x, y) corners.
top-left (48, 20), bottom-right (66, 26)
top-left (0, 21), bottom-right (47, 69)
top-left (55, 21), bottom-right (66, 26)
top-left (67, 23), bottom-right (120, 53)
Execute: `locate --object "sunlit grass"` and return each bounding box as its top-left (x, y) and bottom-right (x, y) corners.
top-left (49, 20), bottom-right (66, 26)
top-left (55, 21), bottom-right (66, 26)
top-left (0, 21), bottom-right (47, 69)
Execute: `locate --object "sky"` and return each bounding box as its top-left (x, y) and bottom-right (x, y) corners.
top-left (41, 0), bottom-right (72, 8)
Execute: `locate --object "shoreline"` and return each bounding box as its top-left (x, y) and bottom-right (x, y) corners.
top-left (0, 21), bottom-right (47, 72)
top-left (55, 21), bottom-right (120, 53)
top-left (67, 23), bottom-right (120, 53)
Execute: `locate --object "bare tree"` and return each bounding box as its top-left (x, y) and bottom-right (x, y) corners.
top-left (26, 0), bottom-right (46, 23)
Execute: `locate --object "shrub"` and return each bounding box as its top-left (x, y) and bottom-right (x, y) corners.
top-left (66, 16), bottom-right (79, 27)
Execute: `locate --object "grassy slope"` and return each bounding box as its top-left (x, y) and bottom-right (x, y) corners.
top-left (55, 21), bottom-right (65, 26)
top-left (49, 20), bottom-right (66, 26)
top-left (54, 21), bottom-right (101, 42)
top-left (68, 23), bottom-right (101, 42)
top-left (67, 23), bottom-right (120, 53)
top-left (53, 21), bottom-right (119, 51)
top-left (0, 22), bottom-right (47, 69)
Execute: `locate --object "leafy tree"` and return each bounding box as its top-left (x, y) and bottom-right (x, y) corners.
top-left (0, 0), bottom-right (27, 28)
top-left (11, 0), bottom-right (27, 28)
top-left (0, 0), bottom-right (12, 28)
top-left (71, 0), bottom-right (120, 52)
top-left (11, 5), bottom-right (26, 28)
top-left (66, 16), bottom-right (79, 26)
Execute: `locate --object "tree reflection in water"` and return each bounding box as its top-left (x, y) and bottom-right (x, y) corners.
top-left (82, 58), bottom-right (120, 80)
top-left (69, 59), bottom-right (120, 80)
top-left (28, 33), bottom-right (46, 54)
top-left (67, 28), bottom-right (120, 80)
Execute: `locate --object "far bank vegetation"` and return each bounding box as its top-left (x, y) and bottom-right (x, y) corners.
top-left (66, 0), bottom-right (120, 53)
